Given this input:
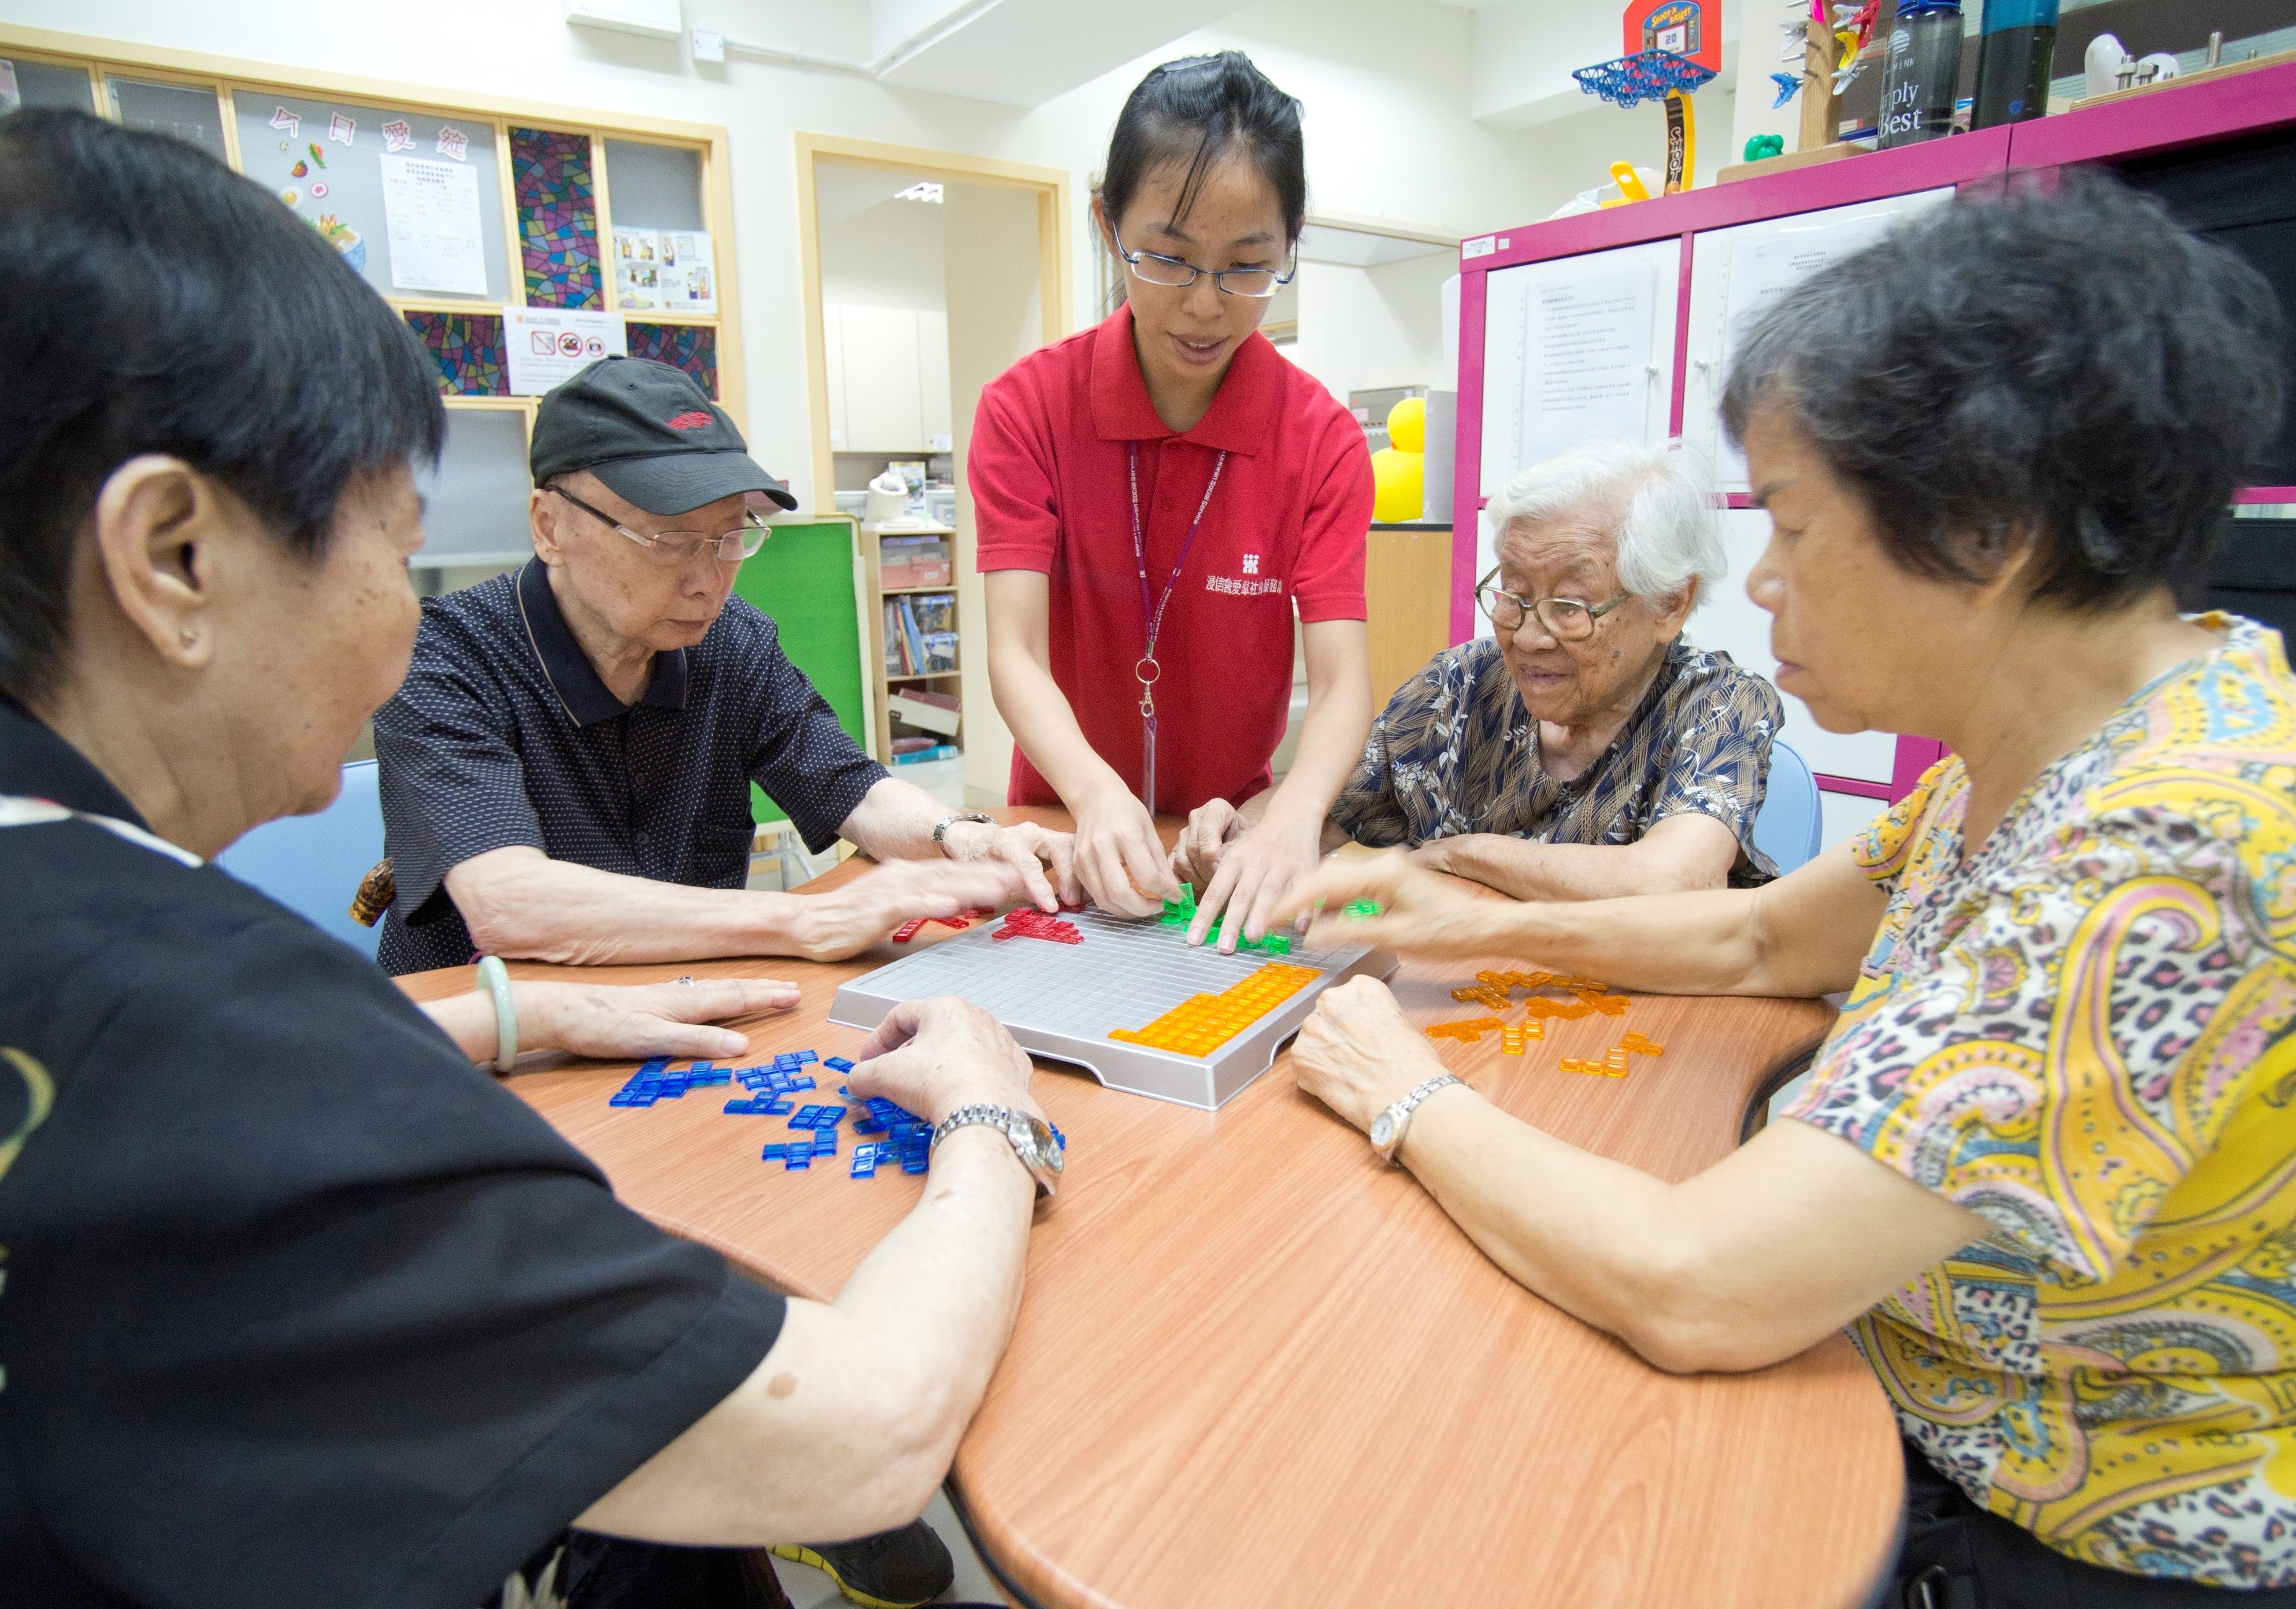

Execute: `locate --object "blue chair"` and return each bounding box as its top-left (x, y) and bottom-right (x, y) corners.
top-left (215, 759), bottom-right (387, 958)
top-left (1751, 737), bottom-right (1824, 874)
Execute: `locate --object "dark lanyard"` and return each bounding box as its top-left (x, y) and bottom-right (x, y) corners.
top-left (1127, 440), bottom-right (1227, 814)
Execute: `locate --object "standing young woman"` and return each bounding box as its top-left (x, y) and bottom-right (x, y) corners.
top-left (973, 51), bottom-right (1374, 950)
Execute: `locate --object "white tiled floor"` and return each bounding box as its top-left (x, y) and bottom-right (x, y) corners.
top-left (767, 1491), bottom-right (1006, 1608)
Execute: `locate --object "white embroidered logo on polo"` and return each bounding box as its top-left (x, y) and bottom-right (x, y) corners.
top-left (1242, 554), bottom-right (1261, 575)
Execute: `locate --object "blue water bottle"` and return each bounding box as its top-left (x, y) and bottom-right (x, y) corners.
top-left (1972, 0), bottom-right (2060, 128)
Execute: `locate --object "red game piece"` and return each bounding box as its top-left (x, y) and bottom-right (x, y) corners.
top-left (891, 918), bottom-right (928, 943)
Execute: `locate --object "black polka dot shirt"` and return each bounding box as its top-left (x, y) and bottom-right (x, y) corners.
top-left (373, 558), bottom-right (886, 976)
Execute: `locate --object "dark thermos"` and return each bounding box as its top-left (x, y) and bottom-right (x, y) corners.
top-left (1879, 0), bottom-right (1966, 147)
top-left (1972, 0), bottom-right (2060, 128)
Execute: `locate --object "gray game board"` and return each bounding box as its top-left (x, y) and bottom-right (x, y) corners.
top-left (828, 910), bottom-right (1397, 1110)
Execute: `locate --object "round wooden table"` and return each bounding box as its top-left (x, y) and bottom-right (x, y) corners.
top-left (398, 809), bottom-right (1904, 1608)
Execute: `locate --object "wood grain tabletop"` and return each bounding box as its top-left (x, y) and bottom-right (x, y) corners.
top-left (399, 809), bottom-right (1905, 1609)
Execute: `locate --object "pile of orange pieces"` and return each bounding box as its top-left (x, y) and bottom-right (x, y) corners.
top-left (1109, 961), bottom-right (1321, 1058)
top-left (1423, 973), bottom-right (1665, 1077)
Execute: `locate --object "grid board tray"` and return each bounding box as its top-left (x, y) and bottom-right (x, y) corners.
top-left (828, 908), bottom-right (1397, 1110)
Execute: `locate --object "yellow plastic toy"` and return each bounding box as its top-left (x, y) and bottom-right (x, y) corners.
top-left (1371, 396), bottom-right (1426, 522)
top-left (1386, 394), bottom-right (1426, 454)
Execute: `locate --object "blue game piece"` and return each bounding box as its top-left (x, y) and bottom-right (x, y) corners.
top-left (901, 1154), bottom-right (928, 1174)
top-left (853, 1118), bottom-right (884, 1136)
top-left (635, 1058), bottom-right (671, 1077)
top-left (764, 1097), bottom-right (793, 1115)
top-left (850, 1154), bottom-right (877, 1178)
top-left (790, 1076), bottom-right (814, 1092)
top-left (762, 1143), bottom-right (786, 1160)
top-left (795, 1049), bottom-right (819, 1063)
top-left (824, 1056), bottom-right (854, 1074)
top-left (689, 1061), bottom-right (713, 1073)
top-left (820, 1106), bottom-right (847, 1128)
top-left (812, 1131), bottom-right (836, 1156)
top-left (723, 1099), bottom-right (754, 1115)
top-left (784, 1149), bottom-right (811, 1170)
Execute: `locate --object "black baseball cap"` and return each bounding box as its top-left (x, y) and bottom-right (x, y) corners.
top-left (530, 356), bottom-right (797, 515)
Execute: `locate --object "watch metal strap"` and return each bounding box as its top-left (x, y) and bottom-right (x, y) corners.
top-left (1375, 1073), bottom-right (1463, 1163)
top-left (930, 1102), bottom-right (1065, 1198)
top-left (932, 811), bottom-right (994, 850)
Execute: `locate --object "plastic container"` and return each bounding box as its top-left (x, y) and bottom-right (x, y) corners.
top-left (1879, 1), bottom-right (1965, 148)
top-left (1972, 0), bottom-right (2058, 128)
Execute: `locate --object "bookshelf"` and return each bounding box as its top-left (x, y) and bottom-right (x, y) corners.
top-left (860, 522), bottom-right (962, 767)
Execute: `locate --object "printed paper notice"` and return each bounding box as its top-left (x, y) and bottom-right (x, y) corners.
top-left (505, 307), bottom-right (627, 396)
top-left (1521, 267), bottom-right (1656, 464)
top-left (380, 154), bottom-right (488, 296)
top-left (613, 227), bottom-right (717, 314)
top-left (1713, 213), bottom-right (1897, 481)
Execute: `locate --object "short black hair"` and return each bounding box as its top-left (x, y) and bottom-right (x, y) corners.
top-left (1098, 51), bottom-right (1306, 246)
top-left (0, 109), bottom-right (444, 703)
top-left (1721, 173), bottom-right (2286, 611)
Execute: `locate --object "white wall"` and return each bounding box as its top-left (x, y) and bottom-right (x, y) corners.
top-left (818, 179), bottom-right (947, 312)
top-left (0, 0), bottom-right (1736, 507)
top-left (1290, 250), bottom-right (1453, 406)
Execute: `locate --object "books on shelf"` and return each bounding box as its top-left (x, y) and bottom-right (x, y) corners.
top-left (887, 685), bottom-right (960, 736)
top-left (891, 743), bottom-right (960, 765)
top-left (881, 593), bottom-right (956, 677)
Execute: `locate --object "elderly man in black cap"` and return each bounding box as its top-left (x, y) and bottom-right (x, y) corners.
top-left (375, 357), bottom-right (1073, 986)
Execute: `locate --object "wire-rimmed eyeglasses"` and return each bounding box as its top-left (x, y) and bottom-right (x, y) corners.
top-left (1112, 224), bottom-right (1297, 299)
top-left (1474, 568), bottom-right (1631, 642)
top-left (549, 485), bottom-right (771, 566)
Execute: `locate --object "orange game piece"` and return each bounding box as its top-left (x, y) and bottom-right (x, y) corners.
top-left (1109, 962), bottom-right (1320, 1056)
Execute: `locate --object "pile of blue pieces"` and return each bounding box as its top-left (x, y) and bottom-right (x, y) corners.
top-left (609, 1058), bottom-right (734, 1107)
top-left (721, 1050), bottom-right (821, 1114)
top-left (858, 1097), bottom-right (933, 1176)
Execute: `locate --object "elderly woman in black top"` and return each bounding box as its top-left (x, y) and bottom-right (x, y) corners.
top-left (1304, 439), bottom-right (1784, 900)
top-left (0, 110), bottom-right (1053, 1609)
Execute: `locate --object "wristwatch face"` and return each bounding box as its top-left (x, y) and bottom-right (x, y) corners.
top-left (1012, 1112), bottom-right (1064, 1174)
top-left (1369, 1110), bottom-right (1398, 1150)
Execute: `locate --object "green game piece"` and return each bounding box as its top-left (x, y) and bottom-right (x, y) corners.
top-left (1263, 933), bottom-right (1289, 955)
top-left (1345, 899), bottom-right (1382, 920)
top-left (1160, 886), bottom-right (1197, 927)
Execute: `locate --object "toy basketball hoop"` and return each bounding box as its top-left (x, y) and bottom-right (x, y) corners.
top-left (1572, 1), bottom-right (1721, 192)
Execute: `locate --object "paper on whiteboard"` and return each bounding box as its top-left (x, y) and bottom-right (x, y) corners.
top-left (1714, 213), bottom-right (1897, 482)
top-left (614, 227), bottom-right (717, 315)
top-left (380, 154), bottom-right (488, 296)
top-left (1521, 266), bottom-right (1655, 466)
top-left (505, 307), bottom-right (627, 396)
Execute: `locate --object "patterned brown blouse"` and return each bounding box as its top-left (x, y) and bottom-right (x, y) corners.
top-left (1330, 637), bottom-right (1785, 886)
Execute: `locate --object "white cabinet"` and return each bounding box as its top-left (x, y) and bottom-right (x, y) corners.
top-left (823, 303), bottom-right (953, 454)
top-left (918, 309), bottom-right (951, 450)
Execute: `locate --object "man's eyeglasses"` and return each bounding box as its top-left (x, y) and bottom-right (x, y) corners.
top-left (1112, 224), bottom-right (1296, 299)
top-left (549, 485), bottom-right (770, 565)
top-left (1474, 569), bottom-right (1631, 642)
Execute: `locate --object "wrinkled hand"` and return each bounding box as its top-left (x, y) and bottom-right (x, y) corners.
top-left (1171, 797), bottom-right (1244, 893)
top-left (1290, 976), bottom-right (1447, 1132)
top-left (944, 818), bottom-right (1079, 912)
top-left (1070, 787), bottom-right (1174, 917)
top-left (522, 977), bottom-right (801, 1063)
top-left (788, 858), bottom-right (1025, 962)
top-left (1275, 849), bottom-right (1514, 958)
top-left (849, 995), bottom-right (1040, 1127)
top-left (1184, 810), bottom-right (1323, 954)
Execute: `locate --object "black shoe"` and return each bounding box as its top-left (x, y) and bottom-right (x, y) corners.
top-left (772, 1519), bottom-right (954, 1608)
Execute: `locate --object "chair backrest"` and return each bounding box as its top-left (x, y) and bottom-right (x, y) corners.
top-left (1750, 736), bottom-right (1824, 874)
top-left (214, 760), bottom-right (386, 959)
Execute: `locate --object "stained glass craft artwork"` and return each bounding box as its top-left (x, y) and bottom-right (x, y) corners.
top-left (510, 127), bottom-right (601, 310)
top-left (404, 310), bottom-right (509, 396)
top-left (625, 322), bottom-right (719, 397)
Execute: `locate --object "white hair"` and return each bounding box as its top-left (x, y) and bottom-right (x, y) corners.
top-left (1484, 439), bottom-right (1725, 611)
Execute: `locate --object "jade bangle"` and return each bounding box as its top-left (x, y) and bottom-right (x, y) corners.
top-left (476, 954), bottom-right (516, 1074)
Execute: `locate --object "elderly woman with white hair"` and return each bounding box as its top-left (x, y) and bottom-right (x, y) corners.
top-left (1319, 439), bottom-right (1782, 899)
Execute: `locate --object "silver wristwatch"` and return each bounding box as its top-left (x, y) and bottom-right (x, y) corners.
top-left (930, 1103), bottom-right (1066, 1199)
top-left (932, 811), bottom-right (995, 854)
top-left (1369, 1074), bottom-right (1464, 1165)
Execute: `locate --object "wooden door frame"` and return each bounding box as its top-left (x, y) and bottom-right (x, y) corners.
top-left (793, 131), bottom-right (1072, 517)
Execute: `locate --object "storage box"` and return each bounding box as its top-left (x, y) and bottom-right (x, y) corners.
top-left (880, 536), bottom-right (951, 590)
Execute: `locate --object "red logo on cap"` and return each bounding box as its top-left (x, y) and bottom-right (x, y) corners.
top-left (665, 410), bottom-right (714, 431)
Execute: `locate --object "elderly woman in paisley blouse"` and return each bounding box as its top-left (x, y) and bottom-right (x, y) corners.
top-left (1277, 178), bottom-right (2296, 1606)
top-left (1323, 439), bottom-right (1783, 900)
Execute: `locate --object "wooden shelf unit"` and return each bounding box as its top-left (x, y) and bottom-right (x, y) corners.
top-left (860, 522), bottom-right (962, 766)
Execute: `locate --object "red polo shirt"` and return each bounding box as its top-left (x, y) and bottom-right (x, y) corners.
top-left (971, 303), bottom-right (1372, 813)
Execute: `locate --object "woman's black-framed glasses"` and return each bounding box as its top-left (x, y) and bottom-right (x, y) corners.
top-left (1112, 224), bottom-right (1296, 299)
top-left (548, 484), bottom-right (771, 565)
top-left (1474, 568), bottom-right (1631, 642)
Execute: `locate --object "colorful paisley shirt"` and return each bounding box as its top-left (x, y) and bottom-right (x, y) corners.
top-left (1328, 637), bottom-right (1783, 885)
top-left (1784, 614), bottom-right (2296, 1588)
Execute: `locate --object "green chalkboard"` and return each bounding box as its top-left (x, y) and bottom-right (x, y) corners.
top-left (733, 517), bottom-right (865, 825)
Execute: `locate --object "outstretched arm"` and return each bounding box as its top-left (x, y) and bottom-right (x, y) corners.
top-left (1411, 811), bottom-right (1741, 903)
top-left (575, 998), bottom-right (1042, 1544)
